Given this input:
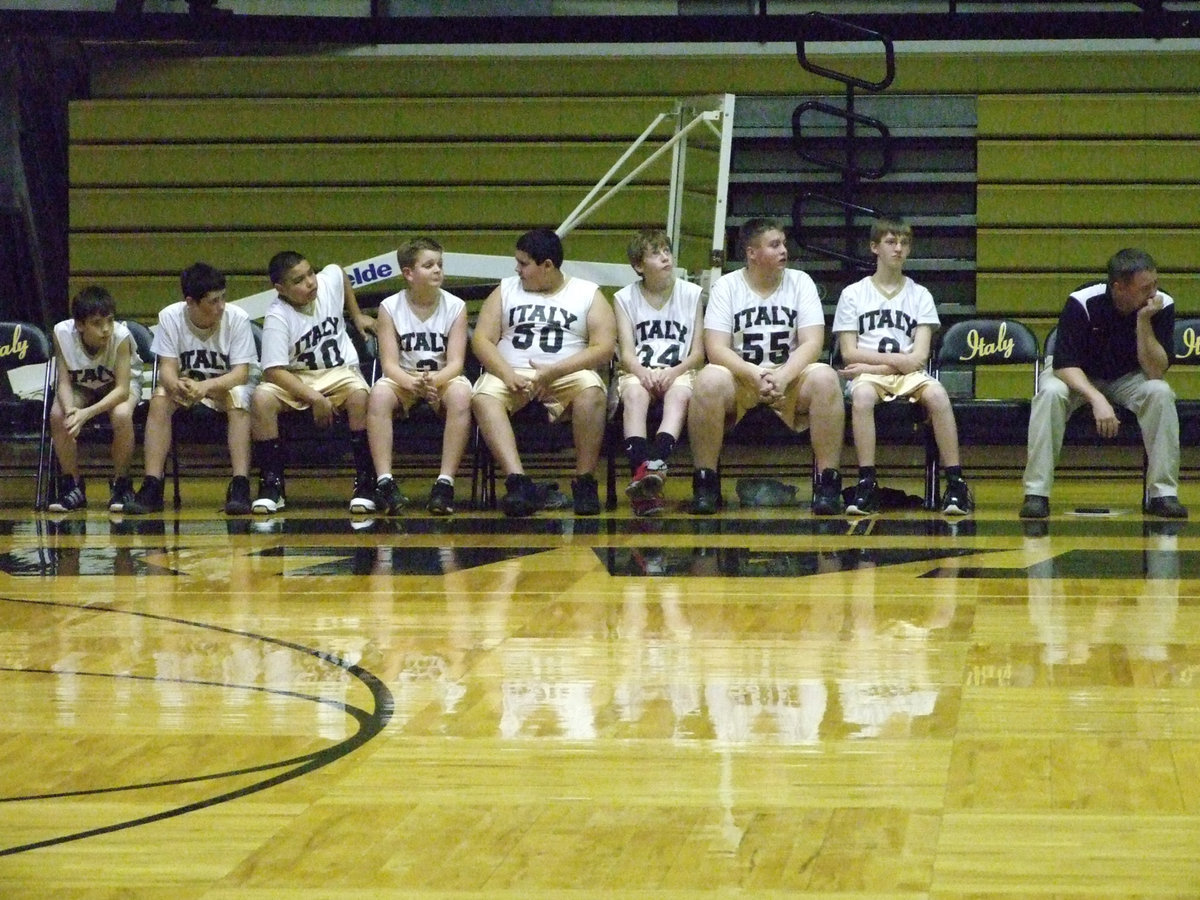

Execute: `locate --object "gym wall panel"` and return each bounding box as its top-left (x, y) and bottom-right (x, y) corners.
top-left (978, 273), bottom-right (1200, 313)
top-left (978, 141), bottom-right (1200, 183)
top-left (87, 51), bottom-right (1200, 100)
top-left (978, 185), bottom-right (1199, 228)
top-left (978, 94), bottom-right (1200, 138)
top-left (69, 229), bottom-right (649, 280)
top-left (976, 230), bottom-right (1199, 271)
top-left (69, 142), bottom-right (682, 187)
top-left (70, 97), bottom-right (676, 142)
top-left (70, 185), bottom-right (666, 231)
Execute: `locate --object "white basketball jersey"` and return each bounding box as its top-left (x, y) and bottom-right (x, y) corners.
top-left (496, 275), bottom-right (598, 369)
top-left (379, 288), bottom-right (466, 373)
top-left (53, 319), bottom-right (144, 393)
top-left (704, 268), bottom-right (825, 368)
top-left (151, 301), bottom-right (258, 381)
top-left (260, 263), bottom-right (360, 372)
top-left (832, 275), bottom-right (939, 355)
top-left (614, 278), bottom-right (702, 372)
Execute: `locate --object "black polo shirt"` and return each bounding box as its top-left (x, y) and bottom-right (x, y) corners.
top-left (1052, 281), bottom-right (1174, 381)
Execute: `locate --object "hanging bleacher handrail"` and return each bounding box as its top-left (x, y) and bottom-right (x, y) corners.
top-left (790, 100), bottom-right (893, 180)
top-left (795, 11), bottom-right (896, 92)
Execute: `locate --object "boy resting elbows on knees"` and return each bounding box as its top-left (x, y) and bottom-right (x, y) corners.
top-left (46, 285), bottom-right (144, 513)
top-left (367, 237), bottom-right (472, 516)
top-left (687, 218), bottom-right (846, 515)
top-left (614, 228), bottom-right (704, 516)
top-left (832, 217), bottom-right (972, 516)
top-left (250, 250), bottom-right (375, 515)
top-left (124, 262), bottom-right (258, 516)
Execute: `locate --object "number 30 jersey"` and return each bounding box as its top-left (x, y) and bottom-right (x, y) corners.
top-left (260, 263), bottom-right (360, 373)
top-left (496, 274), bottom-right (598, 369)
top-left (704, 268), bottom-right (825, 368)
top-left (614, 278), bottom-right (702, 373)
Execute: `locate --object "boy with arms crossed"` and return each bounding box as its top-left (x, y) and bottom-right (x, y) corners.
top-left (833, 218), bottom-right (972, 516)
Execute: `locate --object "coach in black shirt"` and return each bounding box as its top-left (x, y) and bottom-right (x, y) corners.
top-left (1019, 247), bottom-right (1186, 520)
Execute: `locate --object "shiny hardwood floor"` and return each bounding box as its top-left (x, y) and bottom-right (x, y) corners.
top-left (1, 474), bottom-right (1199, 898)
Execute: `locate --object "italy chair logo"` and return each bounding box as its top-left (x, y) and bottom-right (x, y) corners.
top-left (960, 321), bottom-right (1015, 361)
top-left (0, 324), bottom-right (30, 363)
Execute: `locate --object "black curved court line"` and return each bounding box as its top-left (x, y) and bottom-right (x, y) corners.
top-left (0, 596), bottom-right (394, 857)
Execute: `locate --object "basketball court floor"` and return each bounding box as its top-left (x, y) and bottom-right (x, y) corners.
top-left (1, 474), bottom-right (1198, 897)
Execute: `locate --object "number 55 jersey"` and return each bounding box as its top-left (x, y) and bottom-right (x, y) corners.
top-left (704, 268), bottom-right (825, 368)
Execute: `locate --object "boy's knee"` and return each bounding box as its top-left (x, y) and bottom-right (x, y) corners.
top-left (920, 383), bottom-right (952, 412)
top-left (849, 385), bottom-right (878, 410)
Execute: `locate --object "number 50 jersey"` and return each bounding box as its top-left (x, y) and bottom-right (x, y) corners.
top-left (260, 263), bottom-right (360, 373)
top-left (495, 274), bottom-right (599, 369)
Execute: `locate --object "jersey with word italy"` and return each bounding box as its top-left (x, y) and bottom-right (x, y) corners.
top-left (704, 268), bottom-right (824, 368)
top-left (260, 263), bottom-right (360, 372)
top-left (379, 288), bottom-right (465, 374)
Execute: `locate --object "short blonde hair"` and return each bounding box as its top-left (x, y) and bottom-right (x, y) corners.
top-left (626, 228), bottom-right (672, 269)
top-left (398, 236), bottom-right (443, 271)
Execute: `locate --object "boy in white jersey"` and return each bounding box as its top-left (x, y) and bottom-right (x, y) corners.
top-left (471, 228), bottom-right (616, 517)
top-left (614, 228), bottom-right (705, 516)
top-left (46, 285), bottom-right (143, 513)
top-left (833, 218), bottom-right (972, 515)
top-left (688, 218), bottom-right (845, 515)
top-left (250, 250), bottom-right (374, 514)
top-left (124, 262), bottom-right (258, 516)
top-left (368, 237), bottom-right (472, 516)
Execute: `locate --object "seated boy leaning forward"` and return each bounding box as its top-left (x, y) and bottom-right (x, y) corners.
top-left (124, 262), bottom-right (259, 516)
top-left (367, 237), bottom-right (472, 516)
top-left (687, 217), bottom-right (846, 515)
top-left (614, 228), bottom-right (705, 517)
top-left (833, 217), bottom-right (973, 516)
top-left (250, 250), bottom-right (375, 515)
top-left (46, 285), bottom-right (144, 514)
top-left (471, 227), bottom-right (616, 517)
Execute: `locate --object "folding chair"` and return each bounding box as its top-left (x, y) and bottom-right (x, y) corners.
top-left (0, 321), bottom-right (55, 509)
top-left (933, 317), bottom-right (1041, 488)
top-left (1173, 317), bottom-right (1200, 446)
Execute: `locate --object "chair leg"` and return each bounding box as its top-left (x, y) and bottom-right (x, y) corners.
top-left (924, 426), bottom-right (940, 511)
top-left (1143, 447), bottom-right (1150, 510)
top-left (605, 424), bottom-right (619, 511)
top-left (170, 435), bottom-right (183, 510)
top-left (35, 368), bottom-right (53, 511)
